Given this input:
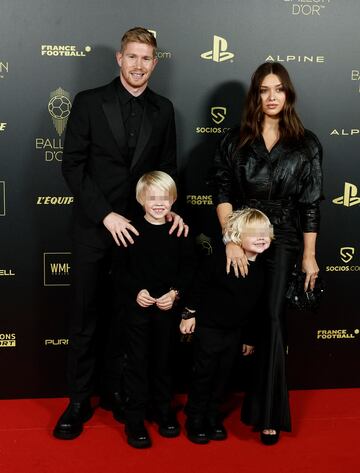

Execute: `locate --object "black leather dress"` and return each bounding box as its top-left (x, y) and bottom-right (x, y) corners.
top-left (212, 127), bottom-right (323, 432)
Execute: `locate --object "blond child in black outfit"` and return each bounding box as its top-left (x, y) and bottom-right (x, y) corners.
top-left (113, 171), bottom-right (194, 449)
top-left (180, 208), bottom-right (273, 444)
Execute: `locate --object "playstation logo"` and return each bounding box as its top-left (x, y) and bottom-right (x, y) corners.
top-left (340, 247), bottom-right (355, 264)
top-left (201, 36), bottom-right (234, 62)
top-left (211, 106), bottom-right (227, 124)
top-left (332, 182), bottom-right (360, 207)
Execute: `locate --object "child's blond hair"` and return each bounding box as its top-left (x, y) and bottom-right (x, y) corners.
top-left (223, 208), bottom-right (274, 245)
top-left (136, 171), bottom-right (177, 205)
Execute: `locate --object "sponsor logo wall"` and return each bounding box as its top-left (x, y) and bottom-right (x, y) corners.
top-left (1, 0), bottom-right (360, 397)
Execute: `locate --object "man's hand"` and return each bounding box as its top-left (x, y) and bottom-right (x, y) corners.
top-left (166, 212), bottom-right (189, 237)
top-left (225, 242), bottom-right (249, 278)
top-left (155, 290), bottom-right (177, 311)
top-left (180, 318), bottom-right (196, 334)
top-left (136, 289), bottom-right (156, 308)
top-left (103, 212), bottom-right (139, 247)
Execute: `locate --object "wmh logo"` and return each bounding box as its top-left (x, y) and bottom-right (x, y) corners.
top-left (43, 252), bottom-right (71, 286)
top-left (201, 36), bottom-right (234, 63)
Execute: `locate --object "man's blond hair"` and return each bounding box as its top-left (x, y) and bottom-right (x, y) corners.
top-left (120, 27), bottom-right (157, 56)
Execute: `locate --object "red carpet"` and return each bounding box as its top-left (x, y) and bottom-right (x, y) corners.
top-left (0, 389), bottom-right (359, 473)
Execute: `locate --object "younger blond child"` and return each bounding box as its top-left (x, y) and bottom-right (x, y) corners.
top-left (180, 208), bottom-right (273, 444)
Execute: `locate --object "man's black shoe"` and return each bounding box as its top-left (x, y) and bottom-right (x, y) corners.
top-left (185, 417), bottom-right (209, 444)
top-left (125, 421), bottom-right (152, 449)
top-left (153, 410), bottom-right (180, 438)
top-left (99, 392), bottom-right (125, 423)
top-left (206, 416), bottom-right (227, 440)
top-left (53, 400), bottom-right (93, 440)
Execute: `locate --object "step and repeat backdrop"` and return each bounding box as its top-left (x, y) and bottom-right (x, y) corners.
top-left (1, 0), bottom-right (359, 398)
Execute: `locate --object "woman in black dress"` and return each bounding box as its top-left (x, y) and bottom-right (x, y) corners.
top-left (212, 62), bottom-right (323, 444)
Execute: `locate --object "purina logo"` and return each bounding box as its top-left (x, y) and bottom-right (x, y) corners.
top-left (201, 36), bottom-right (234, 63)
top-left (43, 252), bottom-right (71, 286)
top-left (44, 339), bottom-right (69, 346)
top-left (0, 181), bottom-right (5, 216)
top-left (211, 107), bottom-right (227, 125)
top-left (332, 182), bottom-right (360, 207)
top-left (48, 88), bottom-right (72, 136)
top-left (340, 247), bottom-right (355, 264)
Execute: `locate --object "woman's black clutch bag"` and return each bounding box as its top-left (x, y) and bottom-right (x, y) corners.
top-left (286, 267), bottom-right (325, 312)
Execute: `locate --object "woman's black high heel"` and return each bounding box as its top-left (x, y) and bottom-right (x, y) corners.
top-left (260, 430), bottom-right (280, 445)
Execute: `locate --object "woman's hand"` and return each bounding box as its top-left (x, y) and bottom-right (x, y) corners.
top-left (242, 344), bottom-right (255, 356)
top-left (225, 242), bottom-right (249, 278)
top-left (180, 318), bottom-right (196, 334)
top-left (302, 254), bottom-right (319, 291)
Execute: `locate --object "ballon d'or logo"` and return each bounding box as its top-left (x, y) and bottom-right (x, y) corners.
top-left (48, 87), bottom-right (72, 136)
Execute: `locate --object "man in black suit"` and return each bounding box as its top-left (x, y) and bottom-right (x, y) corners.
top-left (54, 27), bottom-right (184, 441)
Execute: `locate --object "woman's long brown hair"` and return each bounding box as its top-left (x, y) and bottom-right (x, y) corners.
top-left (239, 62), bottom-right (305, 148)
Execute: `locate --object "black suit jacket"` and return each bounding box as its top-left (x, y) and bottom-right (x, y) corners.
top-left (62, 78), bottom-right (177, 249)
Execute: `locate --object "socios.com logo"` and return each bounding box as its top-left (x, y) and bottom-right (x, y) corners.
top-left (48, 88), bottom-right (72, 137)
top-left (201, 36), bottom-right (234, 63)
top-left (211, 107), bottom-right (227, 124)
top-left (146, 29), bottom-right (171, 59)
top-left (332, 182), bottom-right (360, 207)
top-left (325, 246), bottom-right (360, 273)
top-left (340, 247), bottom-right (355, 264)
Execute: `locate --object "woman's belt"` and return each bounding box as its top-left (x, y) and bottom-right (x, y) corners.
top-left (243, 198), bottom-right (296, 210)
top-left (241, 198), bottom-right (298, 224)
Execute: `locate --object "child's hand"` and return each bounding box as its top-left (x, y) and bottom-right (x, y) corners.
top-left (136, 289), bottom-right (156, 307)
top-left (155, 290), bottom-right (177, 311)
top-left (180, 318), bottom-right (196, 334)
top-left (242, 344), bottom-right (255, 356)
